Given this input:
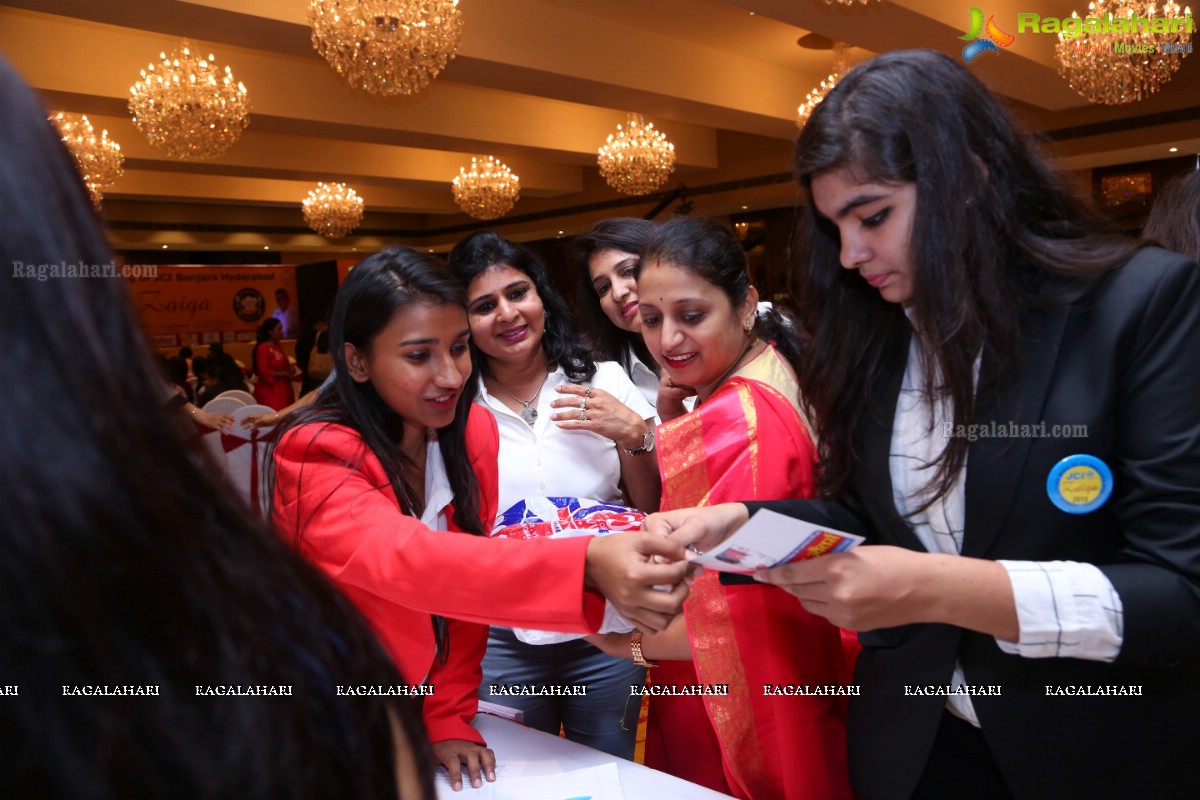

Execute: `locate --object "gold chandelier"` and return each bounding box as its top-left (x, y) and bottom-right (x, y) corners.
top-left (129, 40), bottom-right (250, 160)
top-left (50, 112), bottom-right (124, 207)
top-left (452, 156), bottom-right (520, 220)
top-left (1055, 0), bottom-right (1193, 105)
top-left (797, 42), bottom-right (850, 129)
top-left (308, 0), bottom-right (463, 96)
top-left (302, 182), bottom-right (365, 238)
top-left (823, 0), bottom-right (881, 5)
top-left (597, 114), bottom-right (676, 196)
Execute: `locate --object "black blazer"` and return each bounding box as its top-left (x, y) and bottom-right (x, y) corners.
top-left (751, 247), bottom-right (1200, 800)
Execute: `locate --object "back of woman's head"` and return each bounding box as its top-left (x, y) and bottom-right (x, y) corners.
top-left (0, 55), bottom-right (430, 799)
top-left (1143, 169), bottom-right (1200, 261)
top-left (570, 218), bottom-right (657, 368)
top-left (447, 230), bottom-right (595, 381)
top-left (256, 318), bottom-right (280, 343)
top-left (640, 215), bottom-right (804, 376)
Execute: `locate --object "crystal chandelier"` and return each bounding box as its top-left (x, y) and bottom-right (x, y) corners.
top-left (50, 112), bottom-right (124, 207)
top-left (308, 0), bottom-right (463, 96)
top-left (597, 114), bottom-right (676, 196)
top-left (452, 156), bottom-right (520, 220)
top-left (1055, 0), bottom-right (1193, 105)
top-left (302, 182), bottom-right (365, 238)
top-left (797, 42), bottom-right (850, 129)
top-left (129, 40), bottom-right (250, 160)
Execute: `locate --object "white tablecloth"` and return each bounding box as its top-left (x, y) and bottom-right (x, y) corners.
top-left (436, 713), bottom-right (733, 799)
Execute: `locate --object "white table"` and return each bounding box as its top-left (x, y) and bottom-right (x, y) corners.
top-left (451, 713), bottom-right (734, 799)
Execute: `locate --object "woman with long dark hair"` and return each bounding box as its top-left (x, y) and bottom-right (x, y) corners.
top-left (0, 55), bottom-right (433, 800)
top-left (649, 49), bottom-right (1200, 800)
top-left (446, 231), bottom-right (660, 759)
top-left (271, 244), bottom-right (691, 783)
top-left (571, 218), bottom-right (690, 416)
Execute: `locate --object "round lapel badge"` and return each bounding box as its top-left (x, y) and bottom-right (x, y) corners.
top-left (1047, 455), bottom-right (1113, 514)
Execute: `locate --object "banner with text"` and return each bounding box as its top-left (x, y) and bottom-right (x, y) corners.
top-left (125, 265), bottom-right (298, 349)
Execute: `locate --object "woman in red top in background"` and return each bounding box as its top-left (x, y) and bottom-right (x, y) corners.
top-left (252, 317), bottom-right (295, 410)
top-left (269, 246), bottom-right (693, 791)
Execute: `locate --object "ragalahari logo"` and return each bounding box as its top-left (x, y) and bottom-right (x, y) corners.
top-left (960, 7), bottom-right (1016, 61)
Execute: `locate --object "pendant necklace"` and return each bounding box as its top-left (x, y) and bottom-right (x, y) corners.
top-left (491, 370), bottom-right (550, 425)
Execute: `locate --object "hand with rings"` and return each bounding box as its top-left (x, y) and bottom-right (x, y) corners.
top-left (551, 383), bottom-right (646, 448)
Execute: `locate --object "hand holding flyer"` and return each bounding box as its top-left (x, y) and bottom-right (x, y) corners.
top-left (688, 509), bottom-right (865, 574)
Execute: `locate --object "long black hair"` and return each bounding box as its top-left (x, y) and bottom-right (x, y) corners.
top-left (570, 218), bottom-right (658, 374)
top-left (638, 215), bottom-right (804, 383)
top-left (792, 49), bottom-right (1139, 503)
top-left (1143, 168), bottom-right (1200, 261)
top-left (447, 230), bottom-right (597, 383)
top-left (271, 246), bottom-right (487, 539)
top-left (0, 55), bottom-right (431, 799)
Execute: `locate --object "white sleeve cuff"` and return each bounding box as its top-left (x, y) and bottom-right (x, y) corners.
top-left (995, 560), bottom-right (1123, 661)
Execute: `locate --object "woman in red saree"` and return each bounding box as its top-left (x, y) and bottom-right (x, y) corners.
top-left (252, 317), bottom-right (295, 411)
top-left (589, 216), bottom-right (853, 799)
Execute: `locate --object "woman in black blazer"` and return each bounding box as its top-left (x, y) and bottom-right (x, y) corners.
top-left (649, 50), bottom-right (1200, 800)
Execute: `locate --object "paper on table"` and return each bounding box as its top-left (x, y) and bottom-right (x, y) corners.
top-left (477, 699), bottom-right (525, 724)
top-left (493, 763), bottom-right (623, 800)
top-left (688, 508), bottom-right (865, 574)
top-left (434, 762), bottom-right (526, 800)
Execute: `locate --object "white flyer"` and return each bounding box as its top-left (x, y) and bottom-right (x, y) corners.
top-left (688, 509), bottom-right (866, 574)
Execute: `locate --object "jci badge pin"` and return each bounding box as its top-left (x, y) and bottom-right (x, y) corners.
top-left (1047, 455), bottom-right (1112, 514)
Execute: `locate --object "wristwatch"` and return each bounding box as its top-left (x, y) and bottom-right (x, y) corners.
top-left (624, 427), bottom-right (655, 456)
top-left (630, 629), bottom-right (658, 668)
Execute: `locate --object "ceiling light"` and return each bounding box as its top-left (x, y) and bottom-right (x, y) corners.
top-left (129, 40), bottom-right (250, 160)
top-left (49, 112), bottom-right (124, 207)
top-left (1055, 0), bottom-right (1192, 105)
top-left (452, 155), bottom-right (520, 220)
top-left (798, 42), bottom-right (850, 129)
top-left (308, 0), bottom-right (463, 96)
top-left (597, 113), bottom-right (676, 196)
top-left (302, 182), bottom-right (365, 238)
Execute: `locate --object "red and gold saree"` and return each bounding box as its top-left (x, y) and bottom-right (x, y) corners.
top-left (645, 346), bottom-right (853, 800)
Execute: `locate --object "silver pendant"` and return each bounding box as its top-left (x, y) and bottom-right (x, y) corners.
top-left (520, 405), bottom-right (538, 425)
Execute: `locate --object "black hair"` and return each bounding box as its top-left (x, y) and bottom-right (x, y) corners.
top-left (638, 215), bottom-right (805, 384)
top-left (792, 49), bottom-right (1140, 503)
top-left (1143, 168), bottom-right (1200, 261)
top-left (570, 218), bottom-right (658, 375)
top-left (446, 230), bottom-right (597, 383)
top-left (0, 54), bottom-right (431, 799)
top-left (272, 246), bottom-right (486, 538)
top-left (267, 246), bottom-right (489, 663)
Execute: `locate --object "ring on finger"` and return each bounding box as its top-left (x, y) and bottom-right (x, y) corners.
top-left (584, 385), bottom-right (593, 398)
top-left (580, 411), bottom-right (588, 422)
top-left (580, 397), bottom-right (587, 411)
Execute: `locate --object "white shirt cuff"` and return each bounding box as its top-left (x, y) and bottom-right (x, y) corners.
top-left (995, 560), bottom-right (1123, 661)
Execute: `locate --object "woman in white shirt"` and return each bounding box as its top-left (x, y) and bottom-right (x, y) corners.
top-left (447, 231), bottom-right (659, 759)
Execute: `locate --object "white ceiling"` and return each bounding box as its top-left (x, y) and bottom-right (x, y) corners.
top-left (2, 0), bottom-right (1197, 254)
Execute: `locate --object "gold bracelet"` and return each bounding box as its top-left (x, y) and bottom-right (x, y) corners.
top-left (630, 629), bottom-right (657, 668)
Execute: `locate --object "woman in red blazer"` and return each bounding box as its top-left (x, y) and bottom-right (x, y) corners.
top-left (270, 247), bottom-right (692, 791)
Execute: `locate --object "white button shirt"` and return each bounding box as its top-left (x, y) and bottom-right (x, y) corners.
top-left (477, 361), bottom-right (655, 522)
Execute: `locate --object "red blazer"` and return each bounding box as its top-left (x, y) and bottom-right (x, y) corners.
top-left (272, 406), bottom-right (604, 743)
